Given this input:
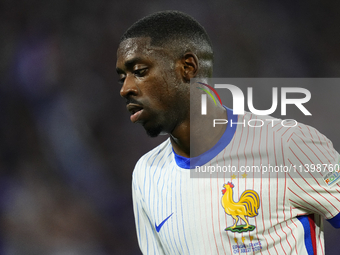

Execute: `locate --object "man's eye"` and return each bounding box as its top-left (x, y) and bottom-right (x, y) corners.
top-left (118, 75), bottom-right (125, 84)
top-left (133, 68), bottom-right (147, 77)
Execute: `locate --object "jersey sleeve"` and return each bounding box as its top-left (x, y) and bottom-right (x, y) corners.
top-left (284, 123), bottom-right (340, 228)
top-left (132, 173), bottom-right (166, 254)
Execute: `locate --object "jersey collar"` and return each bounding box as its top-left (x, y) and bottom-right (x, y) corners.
top-left (173, 106), bottom-right (238, 169)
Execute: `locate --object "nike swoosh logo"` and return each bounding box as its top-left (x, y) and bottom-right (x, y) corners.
top-left (155, 213), bottom-right (173, 232)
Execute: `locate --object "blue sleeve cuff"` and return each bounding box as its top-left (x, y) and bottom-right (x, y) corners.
top-left (327, 212), bottom-right (340, 228)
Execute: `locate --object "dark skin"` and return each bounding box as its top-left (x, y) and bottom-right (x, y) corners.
top-left (116, 37), bottom-right (227, 158)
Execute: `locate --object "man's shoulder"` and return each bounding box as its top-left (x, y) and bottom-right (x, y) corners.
top-left (238, 111), bottom-right (327, 147)
top-left (243, 112), bottom-right (317, 136)
top-left (133, 138), bottom-right (172, 174)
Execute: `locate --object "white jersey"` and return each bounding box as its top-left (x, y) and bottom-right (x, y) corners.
top-left (132, 108), bottom-right (340, 255)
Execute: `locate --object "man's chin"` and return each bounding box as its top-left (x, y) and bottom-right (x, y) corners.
top-left (145, 125), bottom-right (164, 138)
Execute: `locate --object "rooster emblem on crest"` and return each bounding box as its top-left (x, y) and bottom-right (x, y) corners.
top-left (221, 182), bottom-right (260, 233)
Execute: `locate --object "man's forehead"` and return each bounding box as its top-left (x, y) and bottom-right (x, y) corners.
top-left (117, 37), bottom-right (171, 63)
top-left (118, 37), bottom-right (160, 57)
top-left (118, 37), bottom-right (150, 53)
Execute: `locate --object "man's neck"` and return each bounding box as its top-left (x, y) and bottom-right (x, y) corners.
top-left (170, 104), bottom-right (227, 158)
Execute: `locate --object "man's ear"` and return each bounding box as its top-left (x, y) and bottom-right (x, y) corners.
top-left (180, 52), bottom-right (198, 82)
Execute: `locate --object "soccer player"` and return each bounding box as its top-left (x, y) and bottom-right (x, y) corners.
top-left (116, 10), bottom-right (340, 254)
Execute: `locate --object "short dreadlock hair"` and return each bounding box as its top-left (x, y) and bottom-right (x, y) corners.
top-left (120, 10), bottom-right (214, 77)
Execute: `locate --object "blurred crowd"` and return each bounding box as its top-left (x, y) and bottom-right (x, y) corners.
top-left (0, 0), bottom-right (339, 254)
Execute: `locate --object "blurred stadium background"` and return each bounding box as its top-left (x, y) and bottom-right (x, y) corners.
top-left (0, 0), bottom-right (339, 254)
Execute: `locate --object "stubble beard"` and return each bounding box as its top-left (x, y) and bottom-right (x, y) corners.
top-left (145, 125), bottom-right (164, 137)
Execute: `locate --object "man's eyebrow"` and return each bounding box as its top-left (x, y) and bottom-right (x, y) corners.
top-left (116, 57), bottom-right (143, 73)
top-left (124, 57), bottom-right (143, 68)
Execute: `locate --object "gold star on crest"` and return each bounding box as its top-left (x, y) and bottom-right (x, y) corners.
top-left (231, 174), bottom-right (237, 180)
top-left (242, 173), bottom-right (247, 178)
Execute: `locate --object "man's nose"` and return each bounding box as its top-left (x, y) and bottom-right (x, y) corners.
top-left (120, 75), bottom-right (138, 98)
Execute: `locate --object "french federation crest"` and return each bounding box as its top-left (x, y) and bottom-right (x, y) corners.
top-left (221, 182), bottom-right (260, 233)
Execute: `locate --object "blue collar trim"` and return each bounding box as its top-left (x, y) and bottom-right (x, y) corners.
top-left (173, 107), bottom-right (238, 169)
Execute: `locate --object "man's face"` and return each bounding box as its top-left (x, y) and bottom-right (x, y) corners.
top-left (116, 37), bottom-right (189, 137)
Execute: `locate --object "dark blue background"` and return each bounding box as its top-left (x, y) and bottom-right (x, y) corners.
top-left (0, 0), bottom-right (339, 254)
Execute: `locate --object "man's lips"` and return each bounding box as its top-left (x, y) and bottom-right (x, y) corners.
top-left (127, 104), bottom-right (144, 123)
